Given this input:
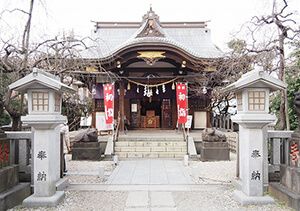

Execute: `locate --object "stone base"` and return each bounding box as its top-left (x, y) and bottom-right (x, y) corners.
top-left (233, 179), bottom-right (242, 191)
top-left (233, 190), bottom-right (274, 205)
top-left (269, 182), bottom-right (300, 210)
top-left (23, 191), bottom-right (65, 207)
top-left (0, 183), bottom-right (31, 211)
top-left (56, 178), bottom-right (69, 191)
top-left (72, 142), bottom-right (101, 160)
top-left (200, 142), bottom-right (230, 161)
top-left (280, 164), bottom-right (300, 193)
top-left (0, 165), bottom-right (19, 192)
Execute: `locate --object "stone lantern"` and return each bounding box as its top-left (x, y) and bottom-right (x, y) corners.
top-left (9, 68), bottom-right (75, 207)
top-left (225, 67), bottom-right (286, 205)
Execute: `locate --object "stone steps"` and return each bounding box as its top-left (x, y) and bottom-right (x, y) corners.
top-left (114, 140), bottom-right (187, 158)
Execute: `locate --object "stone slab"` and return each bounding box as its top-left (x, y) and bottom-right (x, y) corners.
top-left (23, 191), bottom-right (65, 207)
top-left (56, 178), bottom-right (69, 191)
top-left (151, 147), bottom-right (166, 152)
top-left (121, 147), bottom-right (136, 152)
top-left (0, 182), bottom-right (30, 211)
top-left (269, 182), bottom-right (300, 210)
top-left (0, 165), bottom-right (19, 193)
top-left (200, 142), bottom-right (230, 161)
top-left (126, 191), bottom-right (149, 207)
top-left (115, 142), bottom-right (129, 147)
top-left (150, 192), bottom-right (175, 207)
top-left (127, 153), bottom-right (143, 158)
top-left (151, 208), bottom-right (177, 211)
top-left (233, 190), bottom-right (274, 206)
top-left (72, 142), bottom-right (101, 160)
top-left (280, 164), bottom-right (300, 193)
top-left (72, 142), bottom-right (100, 148)
top-left (124, 208), bottom-right (149, 211)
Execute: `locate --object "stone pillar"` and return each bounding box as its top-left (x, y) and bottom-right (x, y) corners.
top-left (272, 138), bottom-right (281, 166)
top-left (22, 116), bottom-right (65, 207)
top-left (232, 118), bottom-right (275, 205)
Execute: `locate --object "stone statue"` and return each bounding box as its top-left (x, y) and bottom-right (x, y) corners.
top-left (73, 128), bottom-right (98, 142)
top-left (202, 128), bottom-right (227, 142)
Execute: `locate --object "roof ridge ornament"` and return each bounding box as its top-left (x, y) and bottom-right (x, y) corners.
top-left (137, 6), bottom-right (165, 38)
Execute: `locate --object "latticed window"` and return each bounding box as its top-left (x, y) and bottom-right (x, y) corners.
top-left (32, 92), bottom-right (49, 112)
top-left (236, 93), bottom-right (243, 111)
top-left (248, 91), bottom-right (265, 111)
top-left (54, 93), bottom-right (61, 112)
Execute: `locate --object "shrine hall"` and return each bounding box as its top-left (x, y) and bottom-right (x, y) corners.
top-left (82, 7), bottom-right (223, 132)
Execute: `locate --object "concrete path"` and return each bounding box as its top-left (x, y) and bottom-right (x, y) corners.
top-left (106, 159), bottom-right (193, 185)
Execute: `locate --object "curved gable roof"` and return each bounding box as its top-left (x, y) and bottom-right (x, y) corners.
top-left (81, 8), bottom-right (223, 60)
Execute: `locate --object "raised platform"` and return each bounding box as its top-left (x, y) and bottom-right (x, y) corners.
top-left (72, 142), bottom-right (101, 160)
top-left (199, 142), bottom-right (230, 161)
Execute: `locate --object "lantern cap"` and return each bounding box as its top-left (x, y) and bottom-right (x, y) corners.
top-left (224, 66), bottom-right (286, 93)
top-left (9, 68), bottom-right (75, 93)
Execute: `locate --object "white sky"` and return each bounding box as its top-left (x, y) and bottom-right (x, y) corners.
top-left (1, 0), bottom-right (300, 50)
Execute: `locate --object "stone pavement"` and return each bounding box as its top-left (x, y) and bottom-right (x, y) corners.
top-left (125, 191), bottom-right (176, 211)
top-left (106, 159), bottom-right (193, 185)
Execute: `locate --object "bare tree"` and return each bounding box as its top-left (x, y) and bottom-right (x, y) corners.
top-left (0, 1), bottom-right (115, 130)
top-left (243, 0), bottom-right (300, 130)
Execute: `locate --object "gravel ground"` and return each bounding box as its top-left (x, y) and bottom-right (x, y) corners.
top-left (64, 155), bottom-right (116, 184)
top-left (9, 153), bottom-right (292, 211)
top-left (10, 191), bottom-right (128, 211)
top-left (187, 153), bottom-right (237, 184)
top-left (173, 190), bottom-right (292, 211)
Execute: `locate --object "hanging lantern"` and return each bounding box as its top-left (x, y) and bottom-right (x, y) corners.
top-left (127, 82), bottom-right (131, 90)
top-left (162, 84), bottom-right (166, 93)
top-left (172, 82), bottom-right (175, 90)
top-left (137, 85), bottom-right (139, 93)
top-left (156, 86), bottom-right (159, 95)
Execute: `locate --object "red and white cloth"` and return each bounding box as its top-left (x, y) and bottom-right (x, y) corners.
top-left (176, 83), bottom-right (188, 124)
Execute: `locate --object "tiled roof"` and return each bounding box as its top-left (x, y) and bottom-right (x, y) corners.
top-left (81, 10), bottom-right (223, 60)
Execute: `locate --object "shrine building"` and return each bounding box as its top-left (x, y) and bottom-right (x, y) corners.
top-left (82, 7), bottom-right (223, 132)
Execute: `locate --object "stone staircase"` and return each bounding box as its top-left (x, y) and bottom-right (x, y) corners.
top-left (115, 136), bottom-right (187, 159)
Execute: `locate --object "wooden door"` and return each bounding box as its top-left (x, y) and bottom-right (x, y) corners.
top-left (161, 99), bottom-right (172, 128)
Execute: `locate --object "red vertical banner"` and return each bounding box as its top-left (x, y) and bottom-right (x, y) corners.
top-left (176, 83), bottom-right (188, 124)
top-left (103, 83), bottom-right (114, 124)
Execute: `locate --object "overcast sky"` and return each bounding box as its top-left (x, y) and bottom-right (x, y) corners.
top-left (1, 0), bottom-right (299, 50)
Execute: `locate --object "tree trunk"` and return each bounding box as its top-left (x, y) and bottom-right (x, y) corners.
top-left (278, 90), bottom-right (286, 130)
top-left (277, 31), bottom-right (290, 130)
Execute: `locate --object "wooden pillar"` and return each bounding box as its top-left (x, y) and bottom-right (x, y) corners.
top-left (119, 82), bottom-right (125, 132)
top-left (91, 102), bottom-right (96, 128)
